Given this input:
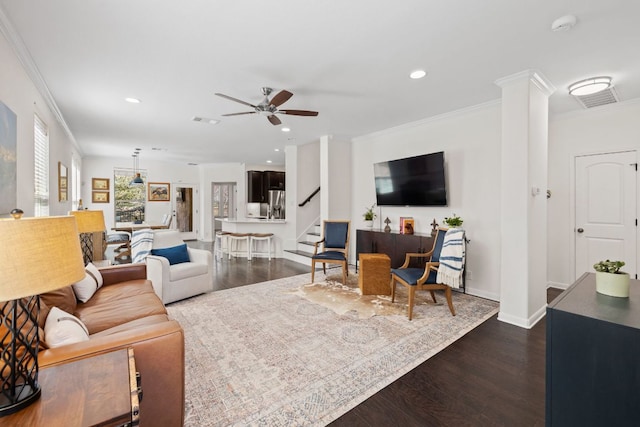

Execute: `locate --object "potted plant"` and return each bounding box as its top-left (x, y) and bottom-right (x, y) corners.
top-left (443, 214), bottom-right (463, 228)
top-left (363, 204), bottom-right (376, 229)
top-left (593, 259), bottom-right (629, 298)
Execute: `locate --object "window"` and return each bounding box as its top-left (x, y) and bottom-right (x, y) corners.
top-left (114, 168), bottom-right (146, 222)
top-left (34, 114), bottom-right (49, 216)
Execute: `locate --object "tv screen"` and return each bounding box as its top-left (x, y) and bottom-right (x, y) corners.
top-left (374, 151), bottom-right (447, 206)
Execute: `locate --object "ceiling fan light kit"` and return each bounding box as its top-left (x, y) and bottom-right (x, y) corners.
top-left (216, 87), bottom-right (318, 126)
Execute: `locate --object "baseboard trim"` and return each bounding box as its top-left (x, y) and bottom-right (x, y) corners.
top-left (547, 281), bottom-right (569, 290)
top-left (464, 286), bottom-right (499, 302)
top-left (498, 303), bottom-right (546, 329)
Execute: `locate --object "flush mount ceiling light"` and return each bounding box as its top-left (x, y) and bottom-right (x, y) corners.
top-left (125, 97), bottom-right (141, 104)
top-left (568, 77), bottom-right (612, 96)
top-left (409, 69), bottom-right (427, 79)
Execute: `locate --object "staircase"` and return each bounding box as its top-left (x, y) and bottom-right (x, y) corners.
top-left (283, 223), bottom-right (322, 266)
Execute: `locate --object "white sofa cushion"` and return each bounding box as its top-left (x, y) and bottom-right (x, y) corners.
top-left (169, 262), bottom-right (209, 281)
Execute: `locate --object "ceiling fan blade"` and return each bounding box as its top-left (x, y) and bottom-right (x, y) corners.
top-left (269, 90), bottom-right (293, 107)
top-left (222, 112), bottom-right (256, 117)
top-left (268, 115), bottom-right (282, 126)
top-left (215, 93), bottom-right (257, 108)
top-left (279, 109), bottom-right (319, 117)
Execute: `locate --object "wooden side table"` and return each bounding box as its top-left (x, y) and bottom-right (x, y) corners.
top-left (4, 348), bottom-right (140, 426)
top-left (359, 253), bottom-right (392, 295)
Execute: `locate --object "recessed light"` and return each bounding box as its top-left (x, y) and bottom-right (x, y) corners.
top-left (266, 160), bottom-right (273, 164)
top-left (568, 77), bottom-right (612, 96)
top-left (281, 127), bottom-right (291, 132)
top-left (125, 97), bottom-right (141, 104)
top-left (274, 148), bottom-right (280, 152)
top-left (409, 70), bottom-right (427, 79)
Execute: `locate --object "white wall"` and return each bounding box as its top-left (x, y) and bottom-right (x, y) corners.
top-left (548, 100), bottom-right (640, 287)
top-left (81, 155), bottom-right (200, 230)
top-left (0, 31), bottom-right (80, 217)
top-left (295, 141), bottom-right (320, 238)
top-left (352, 102), bottom-right (502, 300)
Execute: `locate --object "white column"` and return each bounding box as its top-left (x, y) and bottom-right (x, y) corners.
top-left (495, 70), bottom-right (555, 328)
top-left (320, 135), bottom-right (352, 220)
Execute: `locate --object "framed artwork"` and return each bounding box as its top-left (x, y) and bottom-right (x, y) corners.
top-left (92, 191), bottom-right (109, 203)
top-left (92, 177), bottom-right (110, 191)
top-left (58, 162), bottom-right (68, 202)
top-left (148, 182), bottom-right (170, 201)
top-left (0, 101), bottom-right (17, 215)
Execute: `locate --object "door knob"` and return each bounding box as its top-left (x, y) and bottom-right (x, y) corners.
top-left (577, 228), bottom-right (584, 233)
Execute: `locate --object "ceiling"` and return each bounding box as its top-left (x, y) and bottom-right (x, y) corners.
top-left (1, 1), bottom-right (639, 166)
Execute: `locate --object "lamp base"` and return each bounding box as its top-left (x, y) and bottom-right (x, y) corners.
top-left (0, 386), bottom-right (41, 416)
top-left (0, 297), bottom-right (42, 417)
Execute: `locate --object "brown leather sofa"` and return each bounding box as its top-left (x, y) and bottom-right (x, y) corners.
top-left (38, 263), bottom-right (184, 426)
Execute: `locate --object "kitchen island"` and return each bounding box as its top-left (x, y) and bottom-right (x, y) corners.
top-left (219, 218), bottom-right (287, 258)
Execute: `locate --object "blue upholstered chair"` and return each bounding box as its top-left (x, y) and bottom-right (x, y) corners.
top-left (311, 220), bottom-right (350, 284)
top-left (390, 227), bottom-right (456, 320)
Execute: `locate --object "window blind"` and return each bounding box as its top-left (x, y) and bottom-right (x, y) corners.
top-left (34, 114), bottom-right (49, 216)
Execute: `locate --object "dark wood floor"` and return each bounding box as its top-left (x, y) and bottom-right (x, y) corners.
top-left (106, 242), bottom-right (562, 426)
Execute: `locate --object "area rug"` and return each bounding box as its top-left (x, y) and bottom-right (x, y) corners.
top-left (167, 270), bottom-right (499, 426)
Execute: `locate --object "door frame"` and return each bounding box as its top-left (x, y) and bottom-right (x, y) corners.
top-left (172, 182), bottom-right (199, 240)
top-left (569, 148), bottom-right (638, 283)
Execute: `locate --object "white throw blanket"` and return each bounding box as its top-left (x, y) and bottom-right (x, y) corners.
top-left (436, 228), bottom-right (466, 289)
top-left (131, 228), bottom-right (154, 264)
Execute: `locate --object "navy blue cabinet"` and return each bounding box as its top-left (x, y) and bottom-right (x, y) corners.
top-left (546, 273), bottom-right (640, 426)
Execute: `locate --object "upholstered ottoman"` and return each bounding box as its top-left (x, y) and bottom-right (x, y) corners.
top-left (358, 253), bottom-right (391, 295)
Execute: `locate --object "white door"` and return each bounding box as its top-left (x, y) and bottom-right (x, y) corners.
top-left (575, 151), bottom-right (637, 279)
top-left (173, 184), bottom-right (199, 240)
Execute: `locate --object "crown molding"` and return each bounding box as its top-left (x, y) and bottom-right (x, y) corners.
top-left (495, 69), bottom-right (556, 97)
top-left (0, 6), bottom-right (81, 153)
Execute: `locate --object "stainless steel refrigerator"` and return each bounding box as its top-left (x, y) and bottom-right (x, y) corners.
top-left (268, 190), bottom-right (285, 219)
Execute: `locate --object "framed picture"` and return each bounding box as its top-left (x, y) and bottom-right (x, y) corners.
top-left (148, 182), bottom-right (170, 201)
top-left (92, 177), bottom-right (110, 191)
top-left (58, 162), bottom-right (68, 202)
top-left (92, 191), bottom-right (109, 203)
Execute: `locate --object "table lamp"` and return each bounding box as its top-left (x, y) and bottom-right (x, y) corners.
top-left (69, 210), bottom-right (106, 265)
top-left (0, 215), bottom-right (85, 416)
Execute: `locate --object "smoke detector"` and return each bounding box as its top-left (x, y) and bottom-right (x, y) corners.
top-left (551, 15), bottom-right (577, 32)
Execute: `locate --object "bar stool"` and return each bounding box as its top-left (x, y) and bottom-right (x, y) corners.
top-left (250, 233), bottom-right (274, 260)
top-left (227, 233), bottom-right (251, 260)
top-left (214, 231), bottom-right (230, 260)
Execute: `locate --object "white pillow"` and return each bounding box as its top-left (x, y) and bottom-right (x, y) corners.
top-left (72, 262), bottom-right (104, 303)
top-left (44, 307), bottom-right (89, 348)
top-left (85, 262), bottom-right (104, 288)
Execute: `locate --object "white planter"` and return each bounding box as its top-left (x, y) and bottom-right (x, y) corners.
top-left (363, 220), bottom-right (373, 229)
top-left (596, 271), bottom-right (630, 298)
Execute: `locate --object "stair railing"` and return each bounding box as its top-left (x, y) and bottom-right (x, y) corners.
top-left (298, 186), bottom-right (320, 207)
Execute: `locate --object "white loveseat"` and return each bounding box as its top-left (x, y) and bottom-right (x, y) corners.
top-left (145, 229), bottom-right (213, 304)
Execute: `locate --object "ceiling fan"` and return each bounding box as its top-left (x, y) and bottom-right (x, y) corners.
top-left (215, 87), bottom-right (318, 126)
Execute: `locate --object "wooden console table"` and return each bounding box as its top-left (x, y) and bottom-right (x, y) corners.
top-left (546, 273), bottom-right (640, 426)
top-left (355, 229), bottom-right (435, 270)
top-left (4, 348), bottom-right (141, 426)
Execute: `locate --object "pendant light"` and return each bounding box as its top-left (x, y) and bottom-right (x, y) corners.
top-left (130, 149), bottom-right (144, 185)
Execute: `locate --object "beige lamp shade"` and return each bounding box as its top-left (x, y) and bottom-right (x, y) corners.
top-left (69, 209), bottom-right (106, 233)
top-left (0, 216), bottom-right (86, 301)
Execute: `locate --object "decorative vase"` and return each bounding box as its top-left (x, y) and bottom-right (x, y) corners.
top-left (364, 220), bottom-right (373, 229)
top-left (596, 271), bottom-right (630, 298)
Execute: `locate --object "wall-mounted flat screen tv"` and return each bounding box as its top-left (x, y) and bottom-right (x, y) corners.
top-left (374, 151), bottom-right (447, 206)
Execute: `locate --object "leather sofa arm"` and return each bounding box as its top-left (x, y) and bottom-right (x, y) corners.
top-left (99, 263), bottom-right (147, 286)
top-left (40, 320), bottom-right (184, 426)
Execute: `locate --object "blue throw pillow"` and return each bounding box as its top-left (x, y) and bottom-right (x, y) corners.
top-left (151, 243), bottom-right (190, 265)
